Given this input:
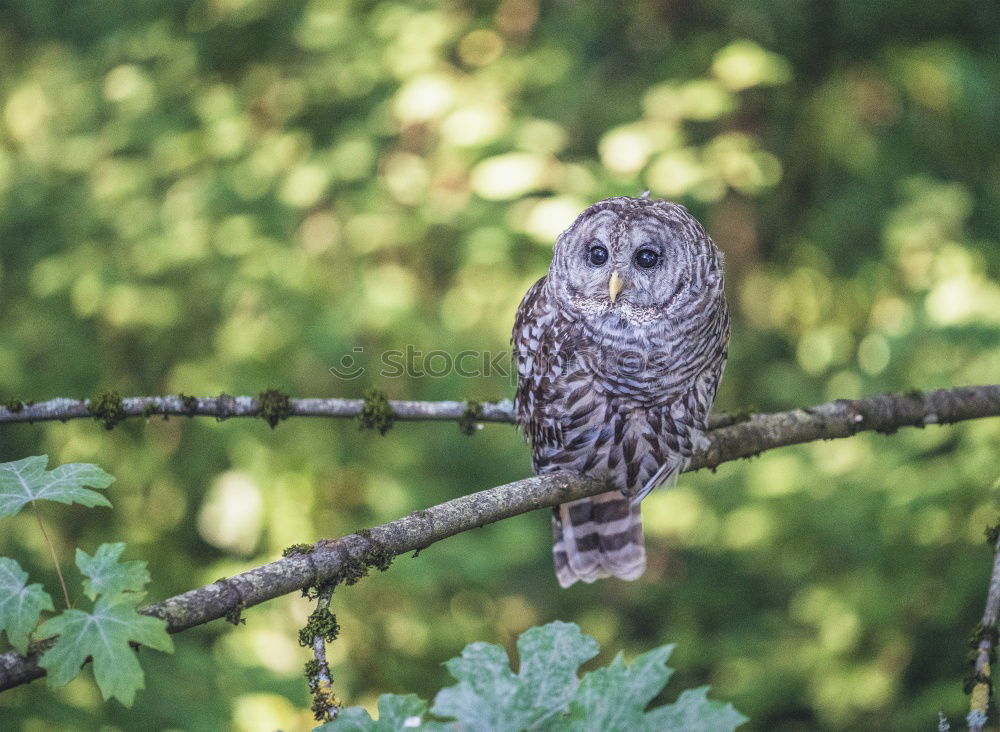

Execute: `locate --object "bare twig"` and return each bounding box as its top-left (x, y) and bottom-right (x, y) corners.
top-left (0, 384), bottom-right (997, 692)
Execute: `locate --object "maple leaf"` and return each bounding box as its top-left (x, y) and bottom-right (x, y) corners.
top-left (0, 557), bottom-right (54, 654)
top-left (0, 455), bottom-right (114, 519)
top-left (76, 543), bottom-right (151, 603)
top-left (36, 595), bottom-right (173, 707)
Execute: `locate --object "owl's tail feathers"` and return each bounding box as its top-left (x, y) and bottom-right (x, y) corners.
top-left (552, 491), bottom-right (645, 588)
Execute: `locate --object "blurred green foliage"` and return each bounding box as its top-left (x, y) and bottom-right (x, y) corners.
top-left (0, 0), bottom-right (998, 729)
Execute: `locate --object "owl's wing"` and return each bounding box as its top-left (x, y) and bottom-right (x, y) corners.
top-left (511, 276), bottom-right (566, 460)
top-left (689, 302), bottom-right (730, 429)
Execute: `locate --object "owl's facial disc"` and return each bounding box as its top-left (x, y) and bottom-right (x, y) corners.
top-left (551, 197), bottom-right (719, 317)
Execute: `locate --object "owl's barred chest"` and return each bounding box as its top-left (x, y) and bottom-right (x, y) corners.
top-left (535, 372), bottom-right (699, 491)
top-left (532, 329), bottom-right (703, 491)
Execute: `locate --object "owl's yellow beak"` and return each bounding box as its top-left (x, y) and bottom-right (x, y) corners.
top-left (608, 272), bottom-right (624, 303)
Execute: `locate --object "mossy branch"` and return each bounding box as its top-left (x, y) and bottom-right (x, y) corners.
top-left (0, 392), bottom-right (520, 427)
top-left (967, 523), bottom-right (1000, 731)
top-left (0, 384), bottom-right (998, 693)
top-left (0, 392), bottom-right (741, 429)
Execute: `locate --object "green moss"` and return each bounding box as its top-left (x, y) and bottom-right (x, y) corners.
top-left (340, 555), bottom-right (368, 585)
top-left (310, 688), bottom-right (341, 723)
top-left (338, 538), bottom-right (395, 586)
top-left (175, 392), bottom-right (199, 416)
top-left (142, 401), bottom-right (160, 418)
top-left (4, 399), bottom-right (23, 413)
top-left (357, 388), bottom-right (394, 435)
top-left (459, 400), bottom-right (484, 436)
top-left (88, 391), bottom-right (126, 430)
top-left (225, 603), bottom-right (246, 626)
top-left (362, 542), bottom-right (394, 572)
top-left (969, 622), bottom-right (999, 655)
top-left (964, 670), bottom-right (990, 696)
top-left (986, 525), bottom-right (1000, 547)
top-left (259, 388), bottom-right (292, 428)
top-left (299, 606), bottom-right (340, 646)
top-left (305, 662), bottom-right (342, 725)
top-left (283, 543), bottom-right (315, 557)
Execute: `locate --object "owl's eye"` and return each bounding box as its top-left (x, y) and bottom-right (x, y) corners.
top-left (633, 248), bottom-right (659, 268)
top-left (588, 245), bottom-right (609, 266)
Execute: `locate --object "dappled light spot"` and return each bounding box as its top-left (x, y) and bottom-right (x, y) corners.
top-left (704, 133), bottom-right (782, 194)
top-left (857, 334), bottom-right (891, 375)
top-left (825, 370), bottom-right (863, 401)
top-left (712, 40), bottom-right (792, 92)
top-left (103, 65), bottom-right (155, 112)
top-left (4, 84), bottom-right (52, 143)
top-left (599, 121), bottom-right (679, 177)
top-left (513, 118), bottom-right (568, 154)
top-left (279, 162), bottom-right (331, 208)
top-left (232, 692), bottom-right (313, 732)
top-left (676, 80), bottom-right (736, 121)
top-left (386, 614), bottom-right (430, 656)
top-left (458, 29), bottom-right (505, 67)
top-left (471, 152), bottom-right (552, 200)
top-left (102, 285), bottom-right (179, 329)
top-left (746, 453), bottom-right (803, 496)
top-left (910, 506), bottom-right (952, 546)
top-left (197, 472), bottom-right (264, 556)
top-left (643, 486), bottom-right (718, 547)
top-left (383, 152), bottom-right (430, 205)
top-left (297, 210), bottom-right (340, 254)
top-left (393, 74), bottom-right (457, 124)
top-left (520, 195), bottom-right (587, 243)
top-left (797, 325), bottom-right (853, 375)
top-left (441, 103), bottom-right (509, 147)
top-left (722, 506), bottom-right (775, 550)
top-left (869, 296), bottom-right (914, 336)
top-left (645, 148), bottom-right (705, 198)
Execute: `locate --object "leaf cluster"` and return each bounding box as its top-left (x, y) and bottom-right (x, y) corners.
top-left (320, 621), bottom-right (746, 731)
top-left (0, 456), bottom-right (173, 706)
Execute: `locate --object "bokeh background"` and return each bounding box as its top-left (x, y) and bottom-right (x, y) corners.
top-left (1, 1), bottom-right (999, 729)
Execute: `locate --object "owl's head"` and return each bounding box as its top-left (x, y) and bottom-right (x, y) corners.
top-left (547, 196), bottom-right (724, 319)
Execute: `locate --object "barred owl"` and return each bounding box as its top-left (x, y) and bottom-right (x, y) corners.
top-left (512, 195), bottom-right (729, 587)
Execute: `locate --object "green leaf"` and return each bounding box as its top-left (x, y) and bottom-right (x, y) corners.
top-left (318, 693), bottom-right (454, 731)
top-left (0, 455), bottom-right (114, 519)
top-left (430, 621), bottom-right (599, 731)
top-left (36, 595), bottom-right (173, 706)
top-left (557, 645), bottom-right (676, 730)
top-left (328, 622), bottom-right (746, 730)
top-left (76, 543), bottom-right (151, 602)
top-left (0, 557), bottom-right (54, 654)
top-left (645, 686), bottom-right (749, 732)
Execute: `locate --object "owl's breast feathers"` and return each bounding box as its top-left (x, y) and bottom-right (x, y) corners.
top-left (512, 275), bottom-right (727, 496)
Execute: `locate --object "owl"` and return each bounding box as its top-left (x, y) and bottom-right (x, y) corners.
top-left (512, 195), bottom-right (729, 587)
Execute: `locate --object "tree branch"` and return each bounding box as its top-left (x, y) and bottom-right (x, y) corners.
top-left (967, 528), bottom-right (1000, 731)
top-left (0, 393), bottom-right (741, 429)
top-left (0, 385), bottom-right (997, 692)
top-left (0, 394), bottom-right (518, 425)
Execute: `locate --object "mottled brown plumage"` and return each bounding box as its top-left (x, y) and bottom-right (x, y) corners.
top-left (512, 195), bottom-right (729, 587)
